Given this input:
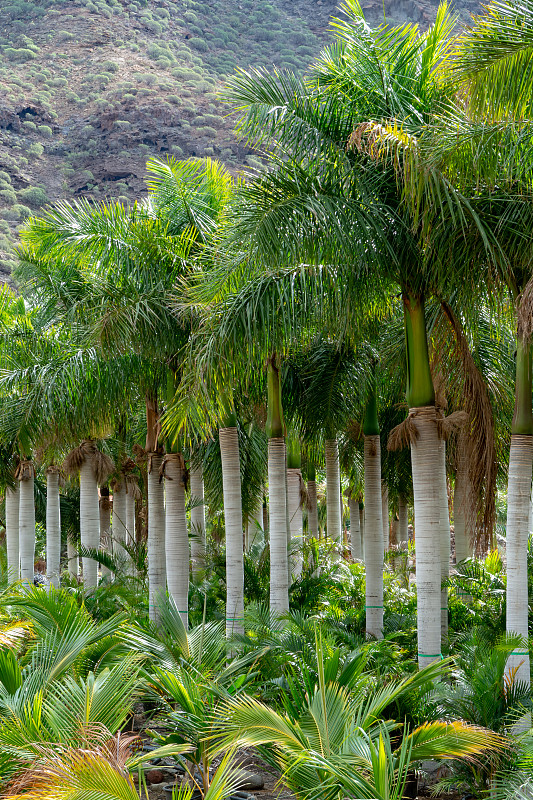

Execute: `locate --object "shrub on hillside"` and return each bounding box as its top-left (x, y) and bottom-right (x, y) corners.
top-left (19, 186), bottom-right (48, 207)
top-left (38, 125), bottom-right (53, 138)
top-left (102, 60), bottom-right (119, 73)
top-left (0, 189), bottom-right (16, 205)
top-left (189, 38), bottom-right (208, 52)
top-left (195, 126), bottom-right (217, 138)
top-left (144, 19), bottom-right (162, 34)
top-left (4, 47), bottom-right (36, 62)
top-left (28, 143), bottom-right (44, 157)
top-left (13, 203), bottom-right (31, 219)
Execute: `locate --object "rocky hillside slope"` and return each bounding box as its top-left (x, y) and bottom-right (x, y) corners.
top-left (0, 0), bottom-right (478, 279)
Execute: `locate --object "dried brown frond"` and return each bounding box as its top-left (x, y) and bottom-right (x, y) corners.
top-left (99, 496), bottom-right (112, 513)
top-left (438, 301), bottom-right (498, 553)
top-left (387, 414), bottom-right (419, 451)
top-left (110, 476), bottom-right (124, 494)
top-left (94, 450), bottom-right (114, 485)
top-left (124, 474), bottom-right (142, 500)
top-left (365, 434), bottom-right (379, 456)
top-left (63, 440), bottom-right (96, 475)
top-left (120, 458), bottom-right (137, 475)
top-left (5, 728), bottom-right (140, 798)
top-left (45, 465), bottom-right (62, 478)
top-left (346, 418), bottom-right (362, 442)
top-left (433, 367), bottom-right (448, 413)
top-left (132, 443), bottom-right (147, 464)
top-left (159, 453), bottom-right (188, 490)
top-left (436, 410), bottom-right (468, 441)
top-left (63, 440), bottom-right (113, 484)
top-left (14, 460), bottom-right (35, 482)
top-left (517, 275), bottom-right (533, 343)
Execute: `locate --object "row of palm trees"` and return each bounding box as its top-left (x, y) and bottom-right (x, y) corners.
top-left (1, 0), bottom-right (533, 713)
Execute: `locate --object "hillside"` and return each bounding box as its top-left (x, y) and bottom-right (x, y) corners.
top-left (0, 0), bottom-right (479, 280)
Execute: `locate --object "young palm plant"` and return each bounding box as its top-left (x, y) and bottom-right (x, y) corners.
top-left (214, 636), bottom-right (503, 800)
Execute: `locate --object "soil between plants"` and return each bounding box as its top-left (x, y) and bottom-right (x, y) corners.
top-left (140, 747), bottom-right (462, 800)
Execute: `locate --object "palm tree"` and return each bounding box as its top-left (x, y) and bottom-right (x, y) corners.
top-left (219, 417), bottom-right (245, 638)
top-left (267, 355), bottom-right (290, 616)
top-left (99, 485), bottom-right (112, 582)
top-left (287, 433), bottom-right (304, 576)
top-left (449, 0), bottom-right (533, 717)
top-left (190, 464), bottom-right (206, 576)
top-left (283, 340), bottom-right (361, 550)
top-left (161, 451), bottom-right (189, 627)
top-left (17, 190), bottom-right (195, 616)
top-left (15, 459), bottom-right (35, 585)
top-left (363, 376), bottom-right (383, 639)
top-left (306, 460), bottom-right (319, 540)
top-left (64, 440), bottom-right (113, 589)
top-left (222, 3), bottom-right (490, 665)
top-left (5, 483), bottom-right (19, 582)
top-left (111, 475), bottom-right (127, 561)
top-left (45, 465), bottom-right (61, 588)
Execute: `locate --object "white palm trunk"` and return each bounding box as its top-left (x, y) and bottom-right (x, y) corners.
top-left (325, 439), bottom-right (342, 548)
top-left (67, 538), bottom-right (78, 580)
top-left (219, 427), bottom-right (244, 637)
top-left (18, 464), bottom-right (35, 586)
top-left (80, 458), bottom-right (100, 589)
top-left (124, 486), bottom-right (136, 578)
top-left (398, 498), bottom-right (408, 548)
top-left (410, 406), bottom-right (442, 668)
top-left (46, 468), bottom-right (61, 588)
top-left (530, 483), bottom-right (533, 536)
top-left (364, 436), bottom-right (383, 638)
top-left (249, 497), bottom-right (263, 549)
top-left (147, 453), bottom-right (166, 621)
top-left (349, 497), bottom-right (361, 559)
top-left (307, 479), bottom-right (319, 539)
top-left (269, 437), bottom-right (289, 616)
top-left (381, 482), bottom-right (389, 552)
top-left (112, 481), bottom-right (127, 561)
top-left (285, 467), bottom-right (291, 584)
top-left (125, 488), bottom-right (136, 551)
top-left (529, 484), bottom-right (533, 537)
top-left (190, 466), bottom-right (205, 577)
top-left (439, 438), bottom-right (450, 643)
top-left (99, 493), bottom-right (112, 583)
top-left (287, 468), bottom-right (303, 577)
top-left (506, 433), bottom-right (532, 730)
top-left (453, 449), bottom-right (471, 563)
top-left (359, 504), bottom-right (365, 560)
top-left (164, 454), bottom-right (189, 628)
top-left (5, 485), bottom-right (19, 581)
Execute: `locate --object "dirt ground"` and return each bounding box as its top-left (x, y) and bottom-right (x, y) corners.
top-left (137, 746), bottom-right (462, 800)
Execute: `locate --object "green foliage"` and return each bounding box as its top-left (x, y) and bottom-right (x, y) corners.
top-left (190, 37), bottom-right (208, 52)
top-left (4, 47), bottom-right (37, 62)
top-left (18, 186), bottom-right (48, 207)
top-left (196, 126), bottom-right (217, 138)
top-left (37, 124), bottom-right (53, 138)
top-left (0, 189), bottom-right (16, 205)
